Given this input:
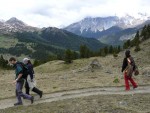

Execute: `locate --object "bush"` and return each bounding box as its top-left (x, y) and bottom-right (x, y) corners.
top-left (134, 45), bottom-right (141, 52)
top-left (113, 54), bottom-right (118, 58)
top-left (0, 55), bottom-right (12, 69)
top-left (113, 77), bottom-right (119, 83)
top-left (64, 49), bottom-right (73, 64)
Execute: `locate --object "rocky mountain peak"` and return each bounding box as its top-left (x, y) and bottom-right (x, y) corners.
top-left (6, 17), bottom-right (25, 26)
top-left (0, 17), bottom-right (38, 35)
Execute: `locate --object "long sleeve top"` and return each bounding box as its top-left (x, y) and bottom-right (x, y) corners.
top-left (14, 62), bottom-right (24, 82)
top-left (122, 56), bottom-right (135, 72)
top-left (27, 63), bottom-right (34, 80)
top-left (122, 58), bottom-right (128, 72)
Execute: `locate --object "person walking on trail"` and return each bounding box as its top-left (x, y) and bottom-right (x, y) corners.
top-left (9, 57), bottom-right (34, 106)
top-left (23, 58), bottom-right (43, 98)
top-left (122, 50), bottom-right (138, 91)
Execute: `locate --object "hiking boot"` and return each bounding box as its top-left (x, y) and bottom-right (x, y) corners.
top-left (31, 96), bottom-right (34, 104)
top-left (14, 102), bottom-right (23, 106)
top-left (133, 86), bottom-right (138, 89)
top-left (32, 87), bottom-right (43, 98)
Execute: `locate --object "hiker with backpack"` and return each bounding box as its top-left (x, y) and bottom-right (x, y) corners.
top-left (122, 50), bottom-right (138, 91)
top-left (9, 57), bottom-right (34, 106)
top-left (23, 58), bottom-right (43, 98)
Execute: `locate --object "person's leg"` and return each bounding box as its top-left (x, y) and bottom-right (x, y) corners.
top-left (25, 79), bottom-right (30, 95)
top-left (32, 87), bottom-right (43, 98)
top-left (17, 81), bottom-right (34, 104)
top-left (128, 77), bottom-right (138, 88)
top-left (124, 72), bottom-right (130, 90)
top-left (15, 82), bottom-right (23, 105)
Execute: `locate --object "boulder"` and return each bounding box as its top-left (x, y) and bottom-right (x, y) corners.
top-left (90, 59), bottom-right (101, 69)
top-left (74, 59), bottom-right (102, 73)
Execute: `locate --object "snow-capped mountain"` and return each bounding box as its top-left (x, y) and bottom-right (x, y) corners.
top-left (118, 14), bottom-right (150, 28)
top-left (64, 16), bottom-right (119, 34)
top-left (64, 14), bottom-right (150, 38)
top-left (0, 17), bottom-right (38, 34)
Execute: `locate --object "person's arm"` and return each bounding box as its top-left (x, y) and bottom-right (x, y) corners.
top-left (122, 58), bottom-right (127, 72)
top-left (13, 65), bottom-right (23, 84)
top-left (28, 64), bottom-right (34, 80)
top-left (16, 73), bottom-right (23, 82)
top-left (13, 73), bottom-right (23, 84)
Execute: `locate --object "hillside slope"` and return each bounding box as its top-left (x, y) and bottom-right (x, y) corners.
top-left (0, 38), bottom-right (149, 100)
top-left (0, 28), bottom-right (106, 61)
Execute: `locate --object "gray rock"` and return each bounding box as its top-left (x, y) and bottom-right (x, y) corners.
top-left (119, 101), bottom-right (128, 107)
top-left (90, 59), bottom-right (101, 69)
top-left (75, 59), bottom-right (102, 73)
top-left (105, 70), bottom-right (113, 74)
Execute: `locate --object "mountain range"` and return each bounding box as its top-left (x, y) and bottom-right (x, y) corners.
top-left (0, 17), bottom-right (106, 60)
top-left (64, 13), bottom-right (150, 45)
top-left (0, 13), bottom-right (150, 60)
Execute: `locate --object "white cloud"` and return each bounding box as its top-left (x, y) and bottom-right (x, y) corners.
top-left (0, 0), bottom-right (150, 28)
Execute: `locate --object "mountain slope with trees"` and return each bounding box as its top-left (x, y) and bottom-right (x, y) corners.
top-left (0, 26), bottom-right (106, 65)
top-left (123, 24), bottom-right (150, 51)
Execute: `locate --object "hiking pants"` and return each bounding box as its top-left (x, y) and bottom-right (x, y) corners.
top-left (124, 72), bottom-right (137, 90)
top-left (25, 76), bottom-right (42, 96)
top-left (16, 81), bottom-right (32, 103)
top-left (25, 80), bottom-right (30, 95)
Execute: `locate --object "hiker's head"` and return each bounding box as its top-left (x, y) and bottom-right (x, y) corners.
top-left (23, 58), bottom-right (30, 64)
top-left (125, 50), bottom-right (130, 58)
top-left (9, 57), bottom-right (17, 65)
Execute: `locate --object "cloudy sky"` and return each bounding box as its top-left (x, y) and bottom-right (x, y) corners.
top-left (0, 0), bottom-right (150, 28)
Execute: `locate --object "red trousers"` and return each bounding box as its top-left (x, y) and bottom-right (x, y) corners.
top-left (124, 72), bottom-right (137, 90)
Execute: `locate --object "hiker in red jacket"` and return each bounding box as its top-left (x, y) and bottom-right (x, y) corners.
top-left (122, 50), bottom-right (138, 91)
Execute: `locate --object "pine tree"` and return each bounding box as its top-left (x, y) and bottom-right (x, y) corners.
top-left (117, 45), bottom-right (121, 53)
top-left (85, 48), bottom-right (90, 58)
top-left (99, 48), bottom-right (106, 57)
top-left (72, 51), bottom-right (79, 60)
top-left (33, 60), bottom-right (40, 67)
top-left (104, 46), bottom-right (108, 55)
top-left (123, 40), bottom-right (131, 49)
top-left (64, 49), bottom-right (73, 63)
top-left (109, 45), bottom-right (113, 54)
top-left (140, 25), bottom-right (147, 39)
top-left (80, 45), bottom-right (90, 58)
top-left (134, 31), bottom-right (140, 46)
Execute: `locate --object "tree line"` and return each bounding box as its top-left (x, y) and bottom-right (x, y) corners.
top-left (64, 45), bottom-right (121, 64)
top-left (123, 25), bottom-right (150, 52)
top-left (64, 24), bottom-right (150, 64)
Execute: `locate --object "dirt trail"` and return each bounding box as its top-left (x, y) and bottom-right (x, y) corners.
top-left (0, 86), bottom-right (150, 110)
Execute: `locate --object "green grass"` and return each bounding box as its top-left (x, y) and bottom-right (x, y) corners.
top-left (35, 58), bottom-right (91, 73)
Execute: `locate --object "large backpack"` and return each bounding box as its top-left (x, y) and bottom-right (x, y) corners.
top-left (16, 62), bottom-right (29, 79)
top-left (126, 57), bottom-right (135, 77)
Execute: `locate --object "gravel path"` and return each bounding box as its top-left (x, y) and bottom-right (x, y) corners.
top-left (0, 86), bottom-right (150, 110)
